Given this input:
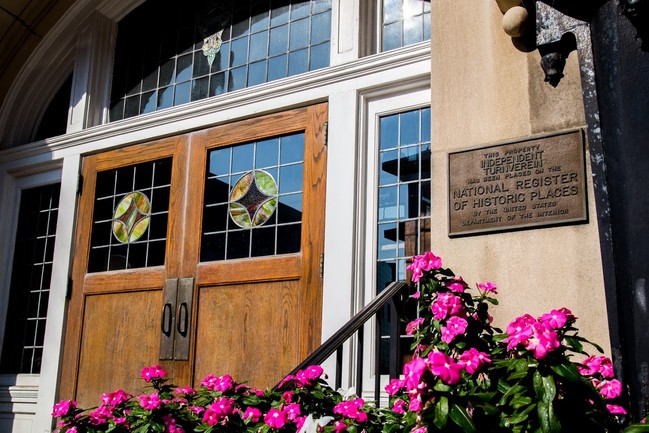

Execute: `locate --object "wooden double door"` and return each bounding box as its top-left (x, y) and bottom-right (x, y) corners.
top-left (59, 104), bottom-right (327, 405)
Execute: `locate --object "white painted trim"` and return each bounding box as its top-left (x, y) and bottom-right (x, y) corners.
top-left (357, 85), bottom-right (431, 395)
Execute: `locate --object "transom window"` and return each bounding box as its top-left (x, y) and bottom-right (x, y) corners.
top-left (109, 0), bottom-right (332, 121)
top-left (381, 0), bottom-right (431, 52)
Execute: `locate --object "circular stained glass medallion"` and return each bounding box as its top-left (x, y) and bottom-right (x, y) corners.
top-left (229, 170), bottom-right (278, 228)
top-left (112, 191), bottom-right (152, 243)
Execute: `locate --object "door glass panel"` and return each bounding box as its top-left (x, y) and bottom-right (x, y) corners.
top-left (0, 183), bottom-right (60, 374)
top-left (201, 132), bottom-right (304, 261)
top-left (88, 158), bottom-right (172, 272)
top-left (376, 106), bottom-right (431, 374)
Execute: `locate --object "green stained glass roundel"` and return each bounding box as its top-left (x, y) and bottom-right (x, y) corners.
top-left (229, 170), bottom-right (278, 228)
top-left (112, 191), bottom-right (152, 243)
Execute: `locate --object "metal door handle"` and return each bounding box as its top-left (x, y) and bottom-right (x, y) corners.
top-left (161, 303), bottom-right (173, 335)
top-left (177, 302), bottom-right (188, 336)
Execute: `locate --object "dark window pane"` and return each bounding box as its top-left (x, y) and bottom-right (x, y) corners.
top-left (278, 193), bottom-right (302, 223)
top-left (421, 180), bottom-right (431, 216)
top-left (193, 51), bottom-right (210, 77)
top-left (421, 143), bottom-right (431, 179)
top-left (204, 177), bottom-right (231, 206)
top-left (203, 204), bottom-right (229, 233)
top-left (209, 148), bottom-right (232, 177)
top-left (400, 146), bottom-right (420, 182)
top-left (251, 226), bottom-right (276, 256)
top-left (140, 91), bottom-right (157, 114)
top-left (124, 95), bottom-right (140, 119)
top-left (230, 37), bottom-right (249, 67)
top-left (158, 86), bottom-right (174, 110)
top-left (201, 232), bottom-right (226, 262)
top-left (251, 7), bottom-right (270, 33)
top-left (380, 150), bottom-right (399, 186)
top-left (377, 222), bottom-right (397, 260)
top-left (149, 212), bottom-right (168, 240)
top-left (192, 77), bottom-right (209, 101)
top-left (147, 239), bottom-right (166, 266)
top-left (401, 183), bottom-right (418, 218)
top-left (176, 54), bottom-right (193, 83)
top-left (128, 242), bottom-right (147, 268)
top-left (210, 72), bottom-right (227, 96)
top-left (277, 224), bottom-right (301, 254)
top-left (227, 230), bottom-right (251, 259)
top-left (134, 163), bottom-right (154, 190)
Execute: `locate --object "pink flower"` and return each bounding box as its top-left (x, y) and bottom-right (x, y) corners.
top-left (407, 252), bottom-right (442, 283)
top-left (264, 409), bottom-right (287, 429)
top-left (333, 420), bottom-right (348, 432)
top-left (200, 374), bottom-right (233, 392)
top-left (579, 355), bottom-right (615, 378)
top-left (89, 405), bottom-right (114, 425)
top-left (242, 407), bottom-right (262, 423)
top-left (276, 374), bottom-right (296, 389)
top-left (539, 309), bottom-right (568, 329)
top-left (140, 365), bottom-right (166, 382)
top-left (458, 348), bottom-right (491, 374)
top-left (597, 379), bottom-right (623, 399)
top-left (333, 398), bottom-right (368, 422)
top-left (283, 403), bottom-right (301, 421)
top-left (406, 318), bottom-right (425, 336)
top-left (477, 282), bottom-right (497, 294)
top-left (295, 365), bottom-right (324, 386)
top-left (411, 426), bottom-right (428, 433)
top-left (202, 398), bottom-right (235, 425)
top-left (411, 291), bottom-right (421, 299)
top-left (385, 378), bottom-right (405, 395)
top-left (403, 357), bottom-right (428, 391)
top-left (100, 389), bottom-right (131, 407)
top-left (606, 404), bottom-right (627, 415)
top-left (138, 392), bottom-right (161, 410)
top-left (174, 386), bottom-right (196, 396)
top-left (441, 316), bottom-right (468, 343)
top-left (431, 293), bottom-right (465, 320)
top-left (447, 282), bottom-right (465, 293)
top-left (409, 395), bottom-right (423, 412)
top-left (504, 314), bottom-right (537, 350)
top-left (162, 415), bottom-right (185, 433)
top-left (294, 416), bottom-right (307, 430)
top-left (52, 400), bottom-right (76, 417)
top-left (392, 399), bottom-right (407, 414)
top-left (282, 391), bottom-right (294, 403)
top-left (521, 321), bottom-right (561, 360)
top-left (428, 351), bottom-right (463, 385)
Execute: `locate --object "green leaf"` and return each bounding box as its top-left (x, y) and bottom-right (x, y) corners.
top-left (434, 382), bottom-right (452, 392)
top-left (624, 425), bottom-right (649, 433)
top-left (433, 396), bottom-right (449, 430)
top-left (449, 404), bottom-right (477, 433)
top-left (537, 401), bottom-right (561, 433)
top-left (549, 363), bottom-right (581, 382)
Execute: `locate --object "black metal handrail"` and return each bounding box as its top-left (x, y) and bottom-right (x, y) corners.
top-left (277, 281), bottom-right (410, 404)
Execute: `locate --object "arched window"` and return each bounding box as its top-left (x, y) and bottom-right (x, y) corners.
top-left (109, 0), bottom-right (333, 121)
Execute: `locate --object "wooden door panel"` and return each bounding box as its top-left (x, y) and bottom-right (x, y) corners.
top-left (193, 280), bottom-right (299, 389)
top-left (76, 290), bottom-right (163, 406)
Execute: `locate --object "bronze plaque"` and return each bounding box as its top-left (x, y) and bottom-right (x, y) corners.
top-left (448, 130), bottom-right (587, 236)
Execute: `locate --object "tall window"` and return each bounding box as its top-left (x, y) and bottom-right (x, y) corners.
top-left (381, 0), bottom-right (431, 52)
top-left (375, 106), bottom-right (431, 373)
top-left (109, 0), bottom-right (332, 121)
top-left (0, 184), bottom-right (60, 374)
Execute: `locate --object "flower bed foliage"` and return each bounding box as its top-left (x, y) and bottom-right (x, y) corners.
top-left (54, 252), bottom-right (645, 433)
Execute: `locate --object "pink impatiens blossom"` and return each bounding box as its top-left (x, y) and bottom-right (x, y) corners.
top-left (295, 365), bottom-right (324, 386)
top-left (242, 407), bottom-right (262, 423)
top-left (202, 398), bottom-right (235, 425)
top-left (403, 357), bottom-right (428, 391)
top-left (597, 379), bottom-right (623, 399)
top-left (174, 386), bottom-right (196, 396)
top-left (162, 415), bottom-right (185, 433)
top-left (52, 400), bottom-right (76, 417)
top-left (539, 309), bottom-right (569, 329)
top-left (428, 351), bottom-right (464, 385)
top-left (477, 282), bottom-right (497, 294)
top-left (391, 399), bottom-right (407, 414)
top-left (89, 405), bottom-right (114, 425)
top-left (409, 395), bottom-right (423, 412)
top-left (283, 403), bottom-right (301, 421)
top-left (138, 392), bottom-right (161, 411)
top-left (504, 314), bottom-right (537, 350)
top-left (431, 293), bottom-right (466, 320)
top-left (333, 398), bottom-right (368, 422)
top-left (407, 252), bottom-right (442, 283)
top-left (100, 389), bottom-right (131, 407)
top-left (606, 404), bottom-right (627, 415)
top-left (579, 355), bottom-right (615, 378)
top-left (458, 348), bottom-right (491, 374)
top-left (264, 408), bottom-right (287, 429)
top-left (411, 425), bottom-right (428, 433)
top-left (447, 282), bottom-right (465, 293)
top-left (441, 316), bottom-right (468, 343)
top-left (406, 317), bottom-right (425, 336)
top-left (200, 373), bottom-right (234, 392)
top-left (140, 364), bottom-right (166, 382)
top-left (385, 378), bottom-right (405, 395)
